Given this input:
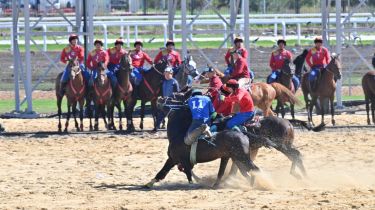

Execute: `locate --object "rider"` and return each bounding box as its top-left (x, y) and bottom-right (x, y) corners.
top-left (305, 36), bottom-right (331, 90)
top-left (184, 89), bottom-right (216, 145)
top-left (154, 40), bottom-right (182, 75)
top-left (204, 66), bottom-right (223, 98)
top-left (221, 79), bottom-right (255, 132)
top-left (267, 39), bottom-right (300, 90)
top-left (86, 40), bottom-right (116, 88)
top-left (156, 67), bottom-right (180, 129)
top-left (224, 36), bottom-right (248, 76)
top-left (59, 34), bottom-right (89, 96)
top-left (107, 38), bottom-right (127, 73)
top-left (129, 40), bottom-right (153, 86)
top-left (213, 85), bottom-right (232, 117)
top-left (225, 50), bottom-right (251, 88)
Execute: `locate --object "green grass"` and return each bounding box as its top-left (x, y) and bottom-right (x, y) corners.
top-left (0, 95), bottom-right (365, 114)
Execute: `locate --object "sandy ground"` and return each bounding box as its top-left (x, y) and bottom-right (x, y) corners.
top-left (0, 114), bottom-right (374, 209)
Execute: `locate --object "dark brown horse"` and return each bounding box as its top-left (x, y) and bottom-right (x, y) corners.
top-left (275, 59), bottom-right (299, 119)
top-left (144, 107), bottom-right (276, 189)
top-left (108, 55), bottom-right (133, 130)
top-left (126, 60), bottom-right (168, 132)
top-left (91, 62), bottom-right (112, 131)
top-left (55, 59), bottom-right (86, 132)
top-left (301, 55), bottom-right (342, 126)
top-left (362, 70), bottom-right (375, 125)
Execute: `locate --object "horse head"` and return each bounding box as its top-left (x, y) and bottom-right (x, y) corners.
top-left (281, 58), bottom-right (294, 77)
top-left (326, 54), bottom-right (342, 80)
top-left (97, 61), bottom-right (107, 86)
top-left (119, 54), bottom-right (131, 72)
top-left (372, 53), bottom-right (375, 69)
top-left (182, 55), bottom-right (198, 77)
top-left (154, 59), bottom-right (169, 74)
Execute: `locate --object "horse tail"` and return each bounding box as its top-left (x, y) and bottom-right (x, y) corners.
top-left (270, 83), bottom-right (301, 105)
top-left (288, 119), bottom-right (326, 132)
top-left (55, 72), bottom-right (63, 98)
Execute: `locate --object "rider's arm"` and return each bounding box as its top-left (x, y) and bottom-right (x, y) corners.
top-left (224, 50), bottom-right (231, 65)
top-left (144, 52), bottom-right (153, 65)
top-left (242, 48), bottom-right (249, 59)
top-left (173, 80), bottom-right (180, 93)
top-left (175, 52), bottom-right (182, 65)
top-left (324, 48), bottom-right (331, 64)
top-left (230, 59), bottom-right (245, 79)
top-left (78, 47), bottom-right (85, 64)
top-left (86, 54), bottom-right (93, 69)
top-left (104, 51), bottom-right (110, 67)
top-left (60, 49), bottom-right (67, 64)
top-left (269, 53), bottom-right (276, 70)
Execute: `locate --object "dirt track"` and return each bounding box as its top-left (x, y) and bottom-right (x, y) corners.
top-left (0, 115), bottom-right (375, 209)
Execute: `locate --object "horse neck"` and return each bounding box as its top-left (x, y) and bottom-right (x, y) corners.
top-left (117, 69), bottom-right (129, 88)
top-left (145, 66), bottom-right (163, 85)
top-left (322, 68), bottom-right (335, 82)
top-left (279, 71), bottom-right (292, 87)
top-left (70, 71), bottom-right (84, 87)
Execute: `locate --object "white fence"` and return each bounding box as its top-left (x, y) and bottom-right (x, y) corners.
top-left (5, 13), bottom-right (375, 51)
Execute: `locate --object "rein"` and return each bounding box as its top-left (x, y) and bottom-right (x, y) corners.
top-left (152, 64), bottom-right (165, 76)
top-left (118, 83), bottom-right (132, 100)
top-left (142, 76), bottom-right (161, 100)
top-left (69, 76), bottom-right (85, 101)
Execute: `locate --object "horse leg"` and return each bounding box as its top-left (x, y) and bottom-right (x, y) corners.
top-left (117, 102), bottom-right (122, 130)
top-left (330, 96), bottom-right (335, 126)
top-left (371, 98), bottom-right (375, 125)
top-left (151, 99), bottom-right (159, 132)
top-left (94, 104), bottom-right (99, 131)
top-left (102, 105), bottom-right (108, 130)
top-left (64, 103), bottom-right (71, 132)
top-left (72, 102), bottom-right (80, 132)
top-left (144, 158), bottom-right (176, 188)
top-left (290, 103), bottom-right (295, 120)
top-left (57, 96), bottom-right (62, 132)
top-left (125, 99), bottom-right (136, 132)
top-left (309, 96), bottom-right (317, 126)
top-left (276, 145), bottom-right (307, 179)
top-left (88, 102), bottom-right (93, 131)
top-left (139, 100), bottom-right (145, 130)
top-left (213, 157), bottom-right (229, 189)
top-left (234, 160), bottom-right (258, 187)
top-left (319, 97), bottom-right (325, 125)
top-left (365, 96), bottom-right (370, 125)
top-left (79, 100), bottom-right (84, 131)
top-left (181, 159), bottom-right (194, 184)
top-left (108, 101), bottom-right (115, 130)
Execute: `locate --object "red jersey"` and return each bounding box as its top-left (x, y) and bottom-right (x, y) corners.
top-left (223, 88), bottom-right (254, 113)
top-left (129, 50), bottom-right (153, 68)
top-left (305, 47), bottom-right (330, 68)
top-left (269, 49), bottom-right (293, 71)
top-left (231, 57), bottom-right (250, 80)
top-left (60, 44), bottom-right (84, 64)
top-left (107, 47), bottom-right (127, 65)
top-left (86, 49), bottom-right (109, 70)
top-left (213, 94), bottom-right (232, 116)
top-left (154, 49), bottom-right (182, 67)
top-left (225, 47), bottom-right (248, 65)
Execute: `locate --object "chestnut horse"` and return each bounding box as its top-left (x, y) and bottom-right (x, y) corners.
top-left (91, 62), bottom-right (112, 131)
top-left (108, 55), bottom-right (133, 130)
top-left (362, 71), bottom-right (375, 125)
top-left (55, 58), bottom-right (86, 132)
top-left (301, 55), bottom-right (342, 126)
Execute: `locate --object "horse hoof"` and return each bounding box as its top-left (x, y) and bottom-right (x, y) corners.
top-left (140, 124), bottom-right (143, 130)
top-left (63, 128), bottom-right (68, 133)
top-left (212, 183), bottom-right (220, 189)
top-left (58, 128), bottom-right (62, 133)
top-left (332, 120), bottom-right (336, 126)
top-left (152, 128), bottom-right (157, 133)
top-left (119, 125), bottom-right (123, 130)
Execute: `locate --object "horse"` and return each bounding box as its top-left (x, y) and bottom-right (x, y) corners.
top-left (275, 59), bottom-right (299, 119)
top-left (175, 55), bottom-right (199, 89)
top-left (55, 58), bottom-right (86, 132)
top-left (362, 70), bottom-right (375, 125)
top-left (144, 107), bottom-right (276, 189)
top-left (301, 55), bottom-right (342, 126)
top-left (293, 49), bottom-right (308, 81)
top-left (91, 62), bottom-right (112, 131)
top-left (125, 60), bottom-right (168, 132)
top-left (108, 54), bottom-right (133, 130)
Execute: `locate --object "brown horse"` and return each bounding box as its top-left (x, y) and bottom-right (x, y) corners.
top-left (275, 59), bottom-right (299, 119)
top-left (301, 55), bottom-right (342, 126)
top-left (91, 62), bottom-right (112, 131)
top-left (55, 59), bottom-right (86, 132)
top-left (108, 55), bottom-right (133, 130)
top-left (362, 70), bottom-right (375, 125)
top-left (207, 68), bottom-right (298, 117)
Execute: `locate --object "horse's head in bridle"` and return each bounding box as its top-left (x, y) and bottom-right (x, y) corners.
top-left (326, 54), bottom-right (342, 80)
top-left (97, 61), bottom-right (107, 86)
top-left (119, 54), bottom-right (131, 72)
top-left (281, 58), bottom-right (294, 77)
top-left (182, 55), bottom-right (198, 77)
top-left (67, 57), bottom-right (81, 80)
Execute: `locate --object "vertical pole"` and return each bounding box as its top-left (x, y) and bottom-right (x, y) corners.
top-left (229, 0), bottom-right (237, 43)
top-left (126, 26), bottom-right (130, 48)
top-left (243, 0), bottom-right (250, 66)
top-left (167, 0), bottom-right (175, 40)
top-left (83, 0), bottom-right (88, 66)
top-left (321, 0), bottom-right (329, 47)
top-left (263, 0), bottom-right (266, 14)
top-left (24, 0), bottom-right (33, 113)
top-left (12, 0), bottom-right (20, 112)
top-left (297, 23), bottom-right (301, 45)
top-left (43, 25), bottom-right (47, 52)
top-left (335, 0), bottom-right (343, 108)
top-left (75, 0), bottom-right (82, 33)
top-left (181, 0), bottom-right (188, 58)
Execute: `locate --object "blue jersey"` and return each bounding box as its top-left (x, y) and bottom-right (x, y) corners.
top-left (188, 95), bottom-right (215, 123)
top-left (162, 78), bottom-right (180, 97)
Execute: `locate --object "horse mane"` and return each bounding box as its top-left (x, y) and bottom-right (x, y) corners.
top-left (167, 107), bottom-right (192, 143)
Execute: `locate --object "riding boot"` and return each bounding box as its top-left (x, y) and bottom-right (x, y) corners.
top-left (59, 81), bottom-right (68, 96)
top-left (184, 124), bottom-right (209, 145)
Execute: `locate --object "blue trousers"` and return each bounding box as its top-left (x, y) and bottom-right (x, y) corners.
top-left (267, 71), bottom-right (281, 84)
top-left (107, 63), bottom-right (121, 73)
top-left (61, 64), bottom-right (90, 83)
top-left (131, 67), bottom-right (145, 86)
top-left (292, 75), bottom-right (300, 90)
top-left (309, 67), bottom-right (320, 81)
top-left (90, 69), bottom-right (117, 87)
top-left (224, 65), bottom-right (233, 76)
top-left (226, 111), bottom-right (254, 129)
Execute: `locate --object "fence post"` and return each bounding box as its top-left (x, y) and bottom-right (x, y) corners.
top-left (43, 24), bottom-right (47, 51)
top-left (102, 24), bottom-right (108, 49)
top-left (163, 23), bottom-right (168, 46)
top-left (126, 26), bottom-right (130, 47)
top-left (297, 23), bottom-right (301, 46)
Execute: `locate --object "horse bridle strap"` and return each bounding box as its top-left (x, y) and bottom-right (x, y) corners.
top-left (152, 65), bottom-right (164, 76)
top-left (93, 81), bottom-right (112, 105)
top-left (118, 84), bottom-right (132, 100)
top-left (69, 78), bottom-right (85, 101)
top-left (143, 77), bottom-right (161, 100)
